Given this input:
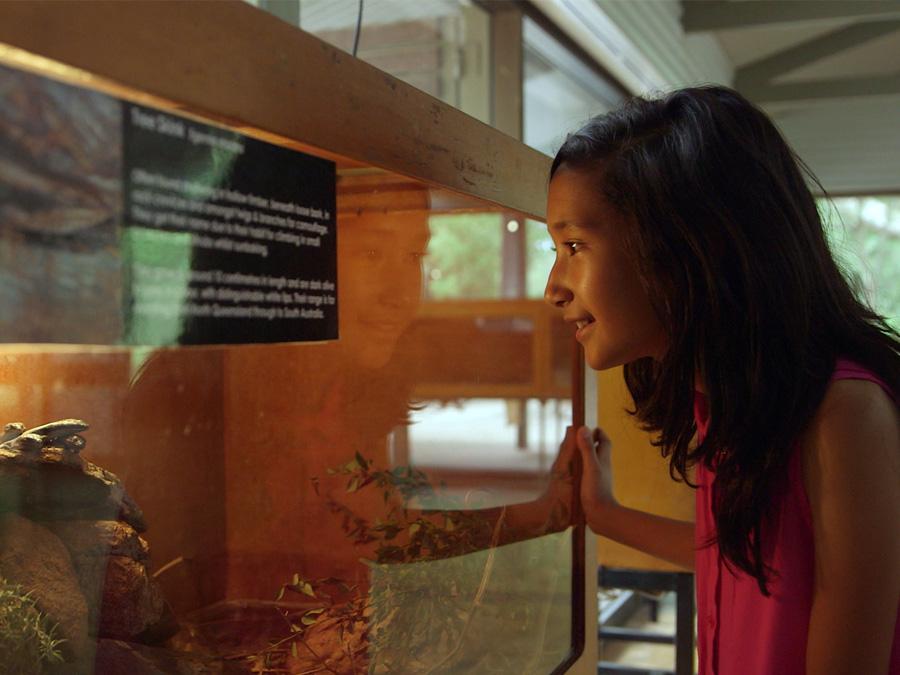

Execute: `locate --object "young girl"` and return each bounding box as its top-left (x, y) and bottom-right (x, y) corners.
top-left (544, 86), bottom-right (900, 674)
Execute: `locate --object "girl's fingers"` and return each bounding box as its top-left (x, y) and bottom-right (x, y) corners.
top-left (593, 426), bottom-right (612, 448)
top-left (556, 426), bottom-right (575, 457)
top-left (550, 426), bottom-right (576, 474)
top-left (577, 425), bottom-right (614, 466)
top-left (577, 426), bottom-right (601, 466)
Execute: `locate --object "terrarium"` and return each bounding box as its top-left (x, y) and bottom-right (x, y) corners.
top-left (0, 3), bottom-right (587, 673)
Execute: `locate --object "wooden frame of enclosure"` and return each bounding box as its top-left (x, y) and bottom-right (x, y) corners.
top-left (0, 1), bottom-right (588, 672)
top-left (0, 1), bottom-right (549, 217)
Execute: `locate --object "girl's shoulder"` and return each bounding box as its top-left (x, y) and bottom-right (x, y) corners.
top-left (829, 357), bottom-right (897, 404)
top-left (799, 358), bottom-right (899, 507)
top-left (808, 357), bottom-right (897, 452)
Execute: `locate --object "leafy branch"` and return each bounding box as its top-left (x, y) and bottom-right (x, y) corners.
top-left (250, 453), bottom-right (519, 674)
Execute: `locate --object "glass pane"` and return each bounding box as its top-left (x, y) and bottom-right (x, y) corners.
top-left (425, 212), bottom-right (503, 299)
top-left (527, 217), bottom-right (556, 299)
top-left (0, 58), bottom-right (579, 674)
top-left (251, 0), bottom-right (492, 124)
top-left (523, 16), bottom-right (625, 156)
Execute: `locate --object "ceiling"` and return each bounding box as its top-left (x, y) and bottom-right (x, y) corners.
top-left (259, 0), bottom-right (900, 194)
top-left (682, 0), bottom-right (900, 194)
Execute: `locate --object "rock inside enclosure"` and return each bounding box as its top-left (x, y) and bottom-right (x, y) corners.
top-left (0, 419), bottom-right (184, 674)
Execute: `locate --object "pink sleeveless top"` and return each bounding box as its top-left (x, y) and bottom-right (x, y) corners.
top-left (694, 358), bottom-right (900, 674)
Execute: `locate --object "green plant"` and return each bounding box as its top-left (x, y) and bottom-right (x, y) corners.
top-left (424, 213), bottom-right (503, 299)
top-left (248, 453), bottom-right (572, 674)
top-left (0, 575), bottom-right (65, 675)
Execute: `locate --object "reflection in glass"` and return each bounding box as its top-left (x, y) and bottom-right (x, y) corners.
top-left (0, 63), bottom-right (123, 344)
top-left (0, 207), bottom-right (575, 673)
top-left (0, 65), bottom-right (577, 675)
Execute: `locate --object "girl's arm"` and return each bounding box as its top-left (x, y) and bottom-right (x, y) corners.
top-left (345, 427), bottom-right (692, 563)
top-left (412, 429), bottom-right (582, 551)
top-left (415, 426), bottom-right (696, 560)
top-left (572, 425), bottom-right (695, 571)
top-left (803, 379), bottom-right (900, 675)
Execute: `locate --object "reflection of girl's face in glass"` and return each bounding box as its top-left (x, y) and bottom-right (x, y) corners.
top-left (338, 211), bottom-right (430, 369)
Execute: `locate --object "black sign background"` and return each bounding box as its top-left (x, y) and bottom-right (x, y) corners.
top-left (122, 103), bottom-right (337, 345)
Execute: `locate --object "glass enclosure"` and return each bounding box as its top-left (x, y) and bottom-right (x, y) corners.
top-left (0, 26), bottom-right (582, 675)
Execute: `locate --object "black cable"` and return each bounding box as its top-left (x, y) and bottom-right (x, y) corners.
top-left (352, 0), bottom-right (364, 57)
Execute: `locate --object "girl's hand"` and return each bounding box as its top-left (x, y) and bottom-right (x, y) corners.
top-left (537, 426), bottom-right (577, 531)
top-left (552, 425), bottom-right (696, 568)
top-left (574, 425), bottom-right (617, 531)
top-left (542, 425), bottom-right (617, 532)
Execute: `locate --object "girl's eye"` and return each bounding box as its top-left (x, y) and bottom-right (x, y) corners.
top-left (551, 241), bottom-right (582, 254)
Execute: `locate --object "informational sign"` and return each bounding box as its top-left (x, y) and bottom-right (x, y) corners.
top-left (0, 63), bottom-right (337, 346)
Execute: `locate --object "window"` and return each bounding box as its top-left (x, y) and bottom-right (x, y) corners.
top-left (425, 212), bottom-right (503, 299)
top-left (253, 0), bottom-right (491, 123)
top-left (523, 15), bottom-right (625, 156)
top-left (821, 195), bottom-right (900, 330)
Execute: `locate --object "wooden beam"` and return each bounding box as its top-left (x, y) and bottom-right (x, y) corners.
top-left (683, 0), bottom-right (900, 32)
top-left (0, 0), bottom-right (552, 220)
top-left (746, 73), bottom-right (900, 103)
top-left (735, 20), bottom-right (900, 87)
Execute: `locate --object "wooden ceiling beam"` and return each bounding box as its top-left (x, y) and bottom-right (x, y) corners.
top-left (682, 1), bottom-right (900, 32)
top-left (735, 20), bottom-right (900, 88)
top-left (744, 73), bottom-right (900, 103)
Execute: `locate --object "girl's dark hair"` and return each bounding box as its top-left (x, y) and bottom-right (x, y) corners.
top-left (551, 85), bottom-right (900, 594)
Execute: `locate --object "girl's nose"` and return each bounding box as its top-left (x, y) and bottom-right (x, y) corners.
top-left (544, 268), bottom-right (571, 308)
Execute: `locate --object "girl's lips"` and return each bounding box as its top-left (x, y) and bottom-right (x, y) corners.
top-left (575, 320), bottom-right (595, 341)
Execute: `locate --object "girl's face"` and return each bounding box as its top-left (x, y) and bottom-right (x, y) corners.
top-left (544, 165), bottom-right (666, 370)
